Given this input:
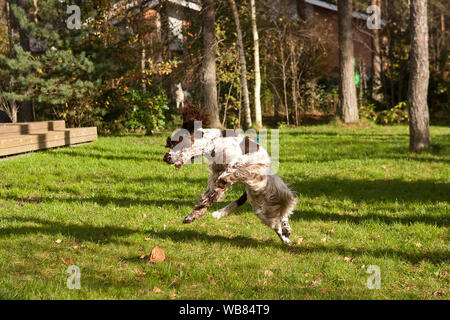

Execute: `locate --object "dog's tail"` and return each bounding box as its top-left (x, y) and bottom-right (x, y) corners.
top-left (266, 174), bottom-right (298, 217)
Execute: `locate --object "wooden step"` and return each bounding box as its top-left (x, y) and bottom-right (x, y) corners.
top-left (0, 127), bottom-right (97, 157)
top-left (0, 120), bottom-right (66, 135)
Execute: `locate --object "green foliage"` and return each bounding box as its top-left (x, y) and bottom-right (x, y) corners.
top-left (125, 87), bottom-right (168, 135)
top-left (360, 102), bottom-right (409, 125)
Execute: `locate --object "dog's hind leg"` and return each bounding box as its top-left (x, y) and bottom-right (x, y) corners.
top-left (273, 221), bottom-right (291, 244)
top-left (212, 192), bottom-right (247, 219)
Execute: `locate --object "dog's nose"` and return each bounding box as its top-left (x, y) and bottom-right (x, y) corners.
top-left (163, 152), bottom-right (172, 164)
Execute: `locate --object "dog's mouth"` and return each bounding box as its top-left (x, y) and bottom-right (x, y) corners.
top-left (174, 161), bottom-right (184, 168)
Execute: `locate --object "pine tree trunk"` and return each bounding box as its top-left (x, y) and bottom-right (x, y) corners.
top-left (229, 0), bottom-right (252, 129)
top-left (202, 0), bottom-right (221, 128)
top-left (408, 0), bottom-right (430, 153)
top-left (338, 0), bottom-right (359, 123)
top-left (250, 0), bottom-right (262, 127)
top-left (371, 0), bottom-right (382, 102)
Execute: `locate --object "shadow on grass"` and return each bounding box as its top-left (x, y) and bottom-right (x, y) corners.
top-left (292, 209), bottom-right (449, 227)
top-left (0, 216), bottom-right (135, 244)
top-left (288, 177), bottom-right (450, 205)
top-left (142, 229), bottom-right (449, 265)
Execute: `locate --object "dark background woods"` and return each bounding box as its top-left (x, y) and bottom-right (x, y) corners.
top-left (0, 0), bottom-right (448, 150)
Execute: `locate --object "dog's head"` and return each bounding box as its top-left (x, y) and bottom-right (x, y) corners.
top-left (163, 124), bottom-right (206, 168)
top-left (164, 103), bottom-right (210, 168)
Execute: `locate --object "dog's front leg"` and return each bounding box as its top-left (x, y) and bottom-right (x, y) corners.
top-left (183, 173), bottom-right (229, 224)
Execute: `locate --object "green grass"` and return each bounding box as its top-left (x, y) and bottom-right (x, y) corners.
top-left (0, 124), bottom-right (449, 300)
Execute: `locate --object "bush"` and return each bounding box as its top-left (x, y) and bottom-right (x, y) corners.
top-left (125, 88), bottom-right (169, 135)
top-left (360, 102), bottom-right (408, 125)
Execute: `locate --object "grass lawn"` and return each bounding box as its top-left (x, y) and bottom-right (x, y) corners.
top-left (0, 124), bottom-right (448, 299)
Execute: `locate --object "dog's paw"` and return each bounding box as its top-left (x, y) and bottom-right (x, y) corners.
top-left (281, 237), bottom-right (291, 245)
top-left (211, 210), bottom-right (223, 219)
top-left (183, 215), bottom-right (195, 224)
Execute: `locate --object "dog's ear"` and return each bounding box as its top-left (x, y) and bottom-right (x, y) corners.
top-left (181, 102), bottom-right (210, 128)
top-left (165, 136), bottom-right (172, 148)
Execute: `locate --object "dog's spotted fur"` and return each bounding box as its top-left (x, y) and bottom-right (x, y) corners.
top-left (163, 126), bottom-right (297, 244)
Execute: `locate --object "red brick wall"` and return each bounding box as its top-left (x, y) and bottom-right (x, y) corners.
top-left (312, 6), bottom-right (373, 78)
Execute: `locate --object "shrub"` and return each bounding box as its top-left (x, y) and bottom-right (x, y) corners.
top-left (125, 88), bottom-right (168, 135)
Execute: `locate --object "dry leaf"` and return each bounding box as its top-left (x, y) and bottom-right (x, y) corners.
top-left (344, 257), bottom-right (354, 263)
top-left (55, 239), bottom-right (62, 244)
top-left (139, 254), bottom-right (146, 260)
top-left (320, 288), bottom-right (328, 294)
top-left (311, 279), bottom-right (322, 286)
top-left (297, 237), bottom-right (304, 244)
top-left (329, 227), bottom-right (335, 233)
top-left (152, 286), bottom-right (162, 293)
top-left (148, 246), bottom-right (165, 263)
top-left (321, 237), bottom-right (327, 243)
top-left (61, 257), bottom-right (72, 265)
top-left (264, 270), bottom-right (274, 277)
top-left (415, 242), bottom-right (423, 248)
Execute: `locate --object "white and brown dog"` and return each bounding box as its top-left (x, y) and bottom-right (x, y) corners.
top-left (163, 121), bottom-right (297, 244)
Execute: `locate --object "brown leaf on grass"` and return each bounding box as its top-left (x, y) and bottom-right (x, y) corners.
top-left (55, 239), bottom-right (62, 244)
top-left (264, 270), bottom-right (274, 277)
top-left (148, 246), bottom-right (165, 263)
top-left (320, 288), bottom-right (328, 294)
top-left (297, 237), bottom-right (304, 245)
top-left (344, 257), bottom-right (354, 263)
top-left (61, 257), bottom-right (72, 265)
top-left (328, 227), bottom-right (335, 233)
top-left (415, 242), bottom-right (423, 248)
top-left (311, 279), bottom-right (322, 287)
top-left (139, 254), bottom-right (146, 260)
top-left (151, 286), bottom-right (162, 294)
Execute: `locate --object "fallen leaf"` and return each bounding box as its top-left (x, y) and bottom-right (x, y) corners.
top-left (415, 242), bottom-right (423, 248)
top-left (61, 257), bottom-right (72, 265)
top-left (152, 286), bottom-right (162, 293)
top-left (139, 254), bottom-right (146, 260)
top-left (321, 237), bottom-right (327, 243)
top-left (264, 270), bottom-right (274, 277)
top-left (148, 246), bottom-right (165, 263)
top-left (297, 237), bottom-right (304, 244)
top-left (55, 239), bottom-right (62, 244)
top-left (344, 257), bottom-right (354, 263)
top-left (320, 288), bottom-right (328, 294)
top-left (311, 279), bottom-right (322, 286)
top-left (136, 269), bottom-right (147, 276)
top-left (329, 227), bottom-right (335, 233)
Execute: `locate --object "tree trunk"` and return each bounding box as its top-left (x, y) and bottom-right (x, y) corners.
top-left (229, 0), bottom-right (252, 129)
top-left (250, 0), bottom-right (262, 127)
top-left (338, 0), bottom-right (359, 123)
top-left (408, 0), bottom-right (430, 153)
top-left (202, 0), bottom-right (221, 128)
top-left (371, 0), bottom-right (382, 103)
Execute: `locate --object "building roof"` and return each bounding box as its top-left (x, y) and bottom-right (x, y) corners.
top-left (305, 0), bottom-right (373, 21)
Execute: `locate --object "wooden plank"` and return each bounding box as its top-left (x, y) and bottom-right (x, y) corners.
top-left (0, 134), bottom-right (97, 157)
top-left (0, 121), bottom-right (66, 135)
top-left (0, 127), bottom-right (97, 149)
